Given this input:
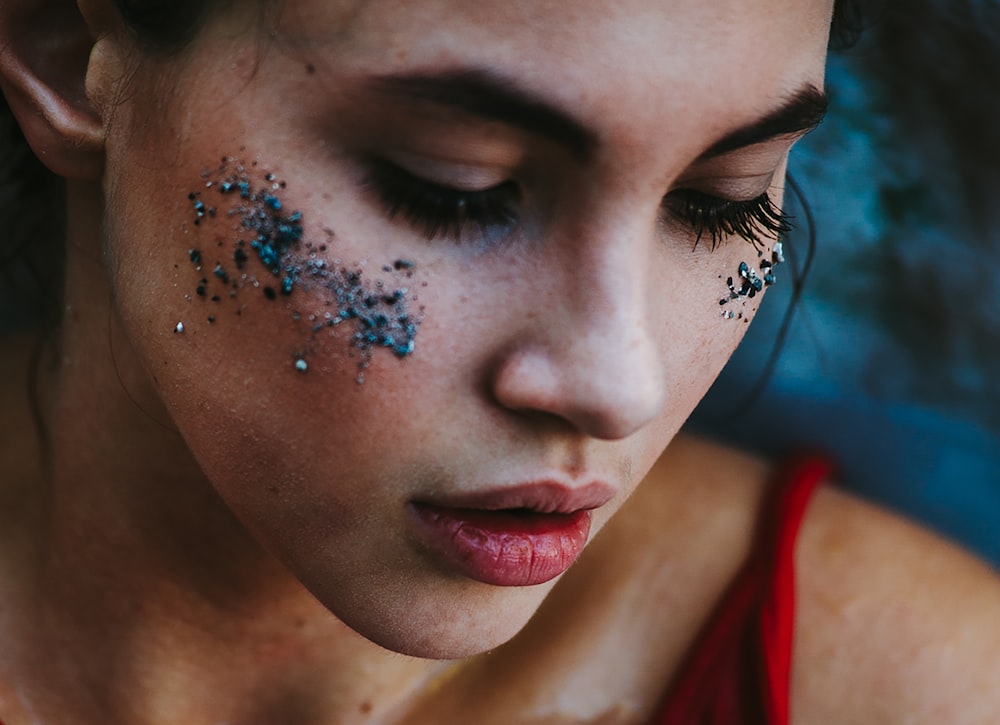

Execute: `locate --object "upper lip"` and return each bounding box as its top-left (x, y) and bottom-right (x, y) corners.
top-left (415, 480), bottom-right (617, 515)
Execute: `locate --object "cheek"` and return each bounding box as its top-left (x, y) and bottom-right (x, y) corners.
top-left (108, 150), bottom-right (427, 384)
top-left (654, 238), bottom-right (786, 418)
top-left (102, 153), bottom-right (440, 502)
top-left (716, 246), bottom-right (784, 324)
top-left (189, 162), bottom-right (421, 375)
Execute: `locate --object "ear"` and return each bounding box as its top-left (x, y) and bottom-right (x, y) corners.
top-left (0, 0), bottom-right (118, 180)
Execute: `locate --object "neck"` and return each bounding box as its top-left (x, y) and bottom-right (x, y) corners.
top-left (7, 180), bottom-right (445, 723)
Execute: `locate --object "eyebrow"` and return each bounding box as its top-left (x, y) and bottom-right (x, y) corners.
top-left (368, 69), bottom-right (827, 163)
top-left (697, 86), bottom-right (829, 160)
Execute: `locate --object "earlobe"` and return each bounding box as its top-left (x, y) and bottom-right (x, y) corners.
top-left (0, 0), bottom-right (114, 180)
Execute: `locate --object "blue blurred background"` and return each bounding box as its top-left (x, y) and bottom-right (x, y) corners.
top-left (689, 1), bottom-right (1000, 566)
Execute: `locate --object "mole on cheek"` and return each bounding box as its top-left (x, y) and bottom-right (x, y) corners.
top-left (180, 157), bottom-right (423, 381)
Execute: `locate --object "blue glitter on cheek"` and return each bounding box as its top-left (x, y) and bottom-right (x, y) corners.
top-left (183, 157), bottom-right (424, 379)
top-left (251, 240), bottom-right (282, 274)
top-left (719, 243), bottom-right (786, 321)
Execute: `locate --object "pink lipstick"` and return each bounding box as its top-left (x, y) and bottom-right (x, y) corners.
top-left (409, 481), bottom-right (613, 587)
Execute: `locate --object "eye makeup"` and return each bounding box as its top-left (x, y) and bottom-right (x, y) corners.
top-left (719, 241), bottom-right (784, 320)
top-left (363, 154), bottom-right (790, 251)
top-left (363, 158), bottom-right (520, 244)
top-left (664, 190), bottom-right (791, 251)
top-left (182, 157), bottom-right (422, 381)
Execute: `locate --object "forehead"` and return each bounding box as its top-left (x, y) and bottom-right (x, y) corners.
top-left (244, 0), bottom-right (834, 146)
top-left (276, 0), bottom-right (833, 54)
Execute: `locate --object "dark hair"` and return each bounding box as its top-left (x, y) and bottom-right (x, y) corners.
top-left (0, 0), bottom-right (223, 332)
top-left (0, 0), bottom-right (865, 332)
top-left (0, 98), bottom-right (64, 333)
top-left (112, 0), bottom-right (218, 51)
top-left (830, 0), bottom-right (869, 50)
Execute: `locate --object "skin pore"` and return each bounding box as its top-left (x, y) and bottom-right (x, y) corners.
top-left (0, 0), bottom-right (868, 722)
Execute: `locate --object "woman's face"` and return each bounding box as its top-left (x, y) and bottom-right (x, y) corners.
top-left (98, 0), bottom-right (833, 657)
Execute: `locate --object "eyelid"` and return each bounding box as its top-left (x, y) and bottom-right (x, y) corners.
top-left (378, 148), bottom-right (517, 192)
top-left (672, 158), bottom-right (786, 210)
top-left (361, 158), bottom-right (521, 244)
top-left (679, 144), bottom-right (791, 187)
top-left (678, 171), bottom-right (778, 192)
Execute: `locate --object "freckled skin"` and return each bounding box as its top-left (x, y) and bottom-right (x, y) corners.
top-left (86, 0), bottom-right (829, 657)
top-left (92, 0), bottom-right (833, 660)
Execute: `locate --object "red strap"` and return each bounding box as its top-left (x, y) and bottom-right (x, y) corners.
top-left (654, 456), bottom-right (829, 725)
top-left (758, 457), bottom-right (829, 725)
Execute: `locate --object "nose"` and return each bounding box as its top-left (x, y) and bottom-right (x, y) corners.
top-left (489, 228), bottom-right (668, 441)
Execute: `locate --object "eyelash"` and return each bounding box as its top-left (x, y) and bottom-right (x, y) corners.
top-left (364, 159), bottom-right (790, 249)
top-left (364, 160), bottom-right (519, 242)
top-left (664, 189), bottom-right (792, 251)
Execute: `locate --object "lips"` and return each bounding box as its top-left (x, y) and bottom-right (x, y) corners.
top-left (409, 481), bottom-right (614, 587)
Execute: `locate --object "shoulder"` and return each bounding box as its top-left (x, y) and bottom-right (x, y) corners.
top-left (632, 435), bottom-right (1000, 723)
top-left (793, 480), bottom-right (1000, 723)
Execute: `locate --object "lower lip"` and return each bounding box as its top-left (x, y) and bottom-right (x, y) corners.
top-left (409, 504), bottom-right (593, 587)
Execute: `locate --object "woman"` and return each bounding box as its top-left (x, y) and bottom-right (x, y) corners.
top-left (0, 0), bottom-right (997, 722)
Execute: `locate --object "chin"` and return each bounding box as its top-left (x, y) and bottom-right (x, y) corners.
top-left (327, 576), bottom-right (555, 660)
top-left (371, 624), bottom-right (522, 661)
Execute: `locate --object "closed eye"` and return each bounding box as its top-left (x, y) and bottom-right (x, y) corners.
top-left (662, 188), bottom-right (791, 250)
top-left (363, 159), bottom-right (520, 243)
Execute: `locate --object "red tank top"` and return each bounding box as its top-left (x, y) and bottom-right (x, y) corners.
top-left (653, 456), bottom-right (829, 725)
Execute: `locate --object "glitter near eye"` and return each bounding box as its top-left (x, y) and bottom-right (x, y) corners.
top-left (719, 242), bottom-right (785, 321)
top-left (182, 157), bottom-right (423, 380)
